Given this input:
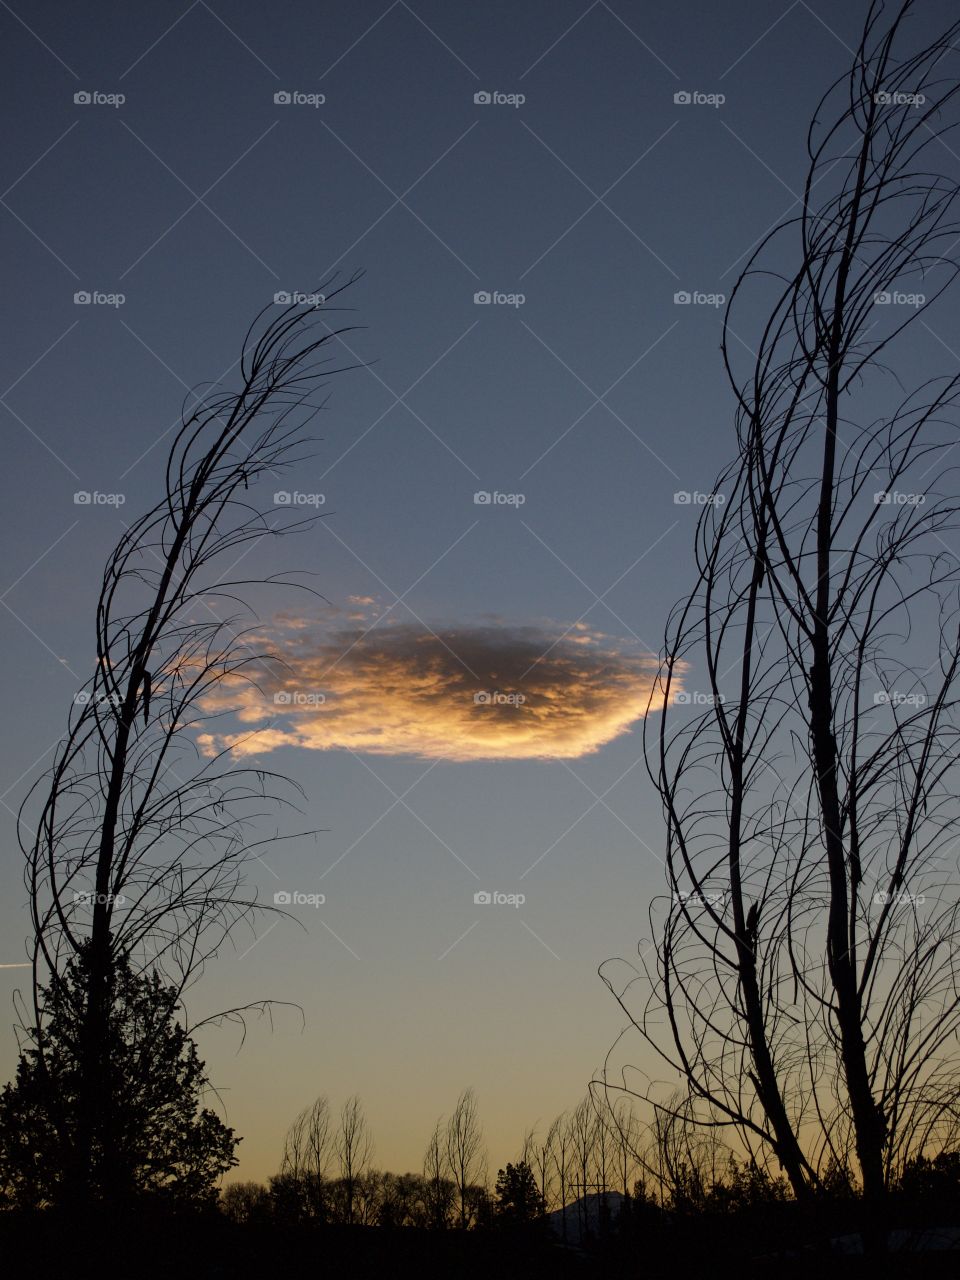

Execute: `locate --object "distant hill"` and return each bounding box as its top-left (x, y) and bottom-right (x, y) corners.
top-left (547, 1191), bottom-right (625, 1244)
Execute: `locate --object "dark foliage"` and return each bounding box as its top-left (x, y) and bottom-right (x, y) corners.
top-left (0, 945), bottom-right (237, 1208)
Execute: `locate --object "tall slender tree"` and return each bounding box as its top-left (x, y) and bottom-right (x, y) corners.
top-left (335, 1095), bottom-right (373, 1224)
top-left (17, 274), bottom-right (362, 1205)
top-left (445, 1088), bottom-right (485, 1227)
top-left (606, 0), bottom-right (960, 1235)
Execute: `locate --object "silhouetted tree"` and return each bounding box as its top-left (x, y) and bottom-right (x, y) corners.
top-left (605, 1096), bottom-right (640, 1202)
top-left (524, 1117), bottom-right (559, 1213)
top-left (704, 1155), bottom-right (789, 1215)
top-left (377, 1171), bottom-right (430, 1228)
top-left (16, 274), bottom-right (361, 1207)
top-left (281, 1094), bottom-right (332, 1220)
top-left (568, 1096), bottom-right (597, 1237)
top-left (267, 1169), bottom-right (310, 1225)
top-left (552, 1110), bottom-right (573, 1241)
top-left (445, 1088), bottom-right (485, 1228)
top-left (220, 1179), bottom-right (271, 1224)
top-left (334, 1095), bottom-right (373, 1224)
top-left (493, 1160), bottom-right (546, 1230)
top-left (604, 0), bottom-right (960, 1235)
top-left (896, 1149), bottom-right (960, 1212)
top-left (0, 945), bottom-right (236, 1208)
top-left (423, 1117), bottom-right (455, 1229)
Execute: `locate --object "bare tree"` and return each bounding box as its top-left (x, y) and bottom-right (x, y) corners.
top-left (518, 1124), bottom-right (536, 1169)
top-left (281, 1094), bottom-right (332, 1218)
top-left (305, 1095), bottom-right (332, 1187)
top-left (335, 1095), bottom-right (373, 1224)
top-left (602, 1095), bottom-right (641, 1201)
top-left (423, 1117), bottom-right (454, 1229)
top-left (647, 1095), bottom-right (720, 1211)
top-left (588, 1093), bottom-right (615, 1231)
top-left (445, 1088), bottom-right (485, 1227)
top-left (280, 1106), bottom-right (309, 1183)
top-left (551, 1111), bottom-right (572, 1241)
top-left (568, 1096), bottom-right (595, 1237)
top-left (605, 0), bottom-right (960, 1234)
top-left (530, 1117), bottom-right (559, 1212)
top-left (17, 273), bottom-right (361, 1205)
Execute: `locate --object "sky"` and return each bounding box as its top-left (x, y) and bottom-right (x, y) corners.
top-left (2, 0), bottom-right (960, 1185)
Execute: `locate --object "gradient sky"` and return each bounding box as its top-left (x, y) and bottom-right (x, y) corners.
top-left (3, 0), bottom-right (960, 1184)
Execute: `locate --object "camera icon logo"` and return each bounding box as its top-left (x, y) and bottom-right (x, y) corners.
top-left (474, 690), bottom-right (492, 704)
top-left (274, 691), bottom-right (293, 705)
top-left (874, 291), bottom-right (891, 305)
top-left (73, 490), bottom-right (92, 504)
top-left (474, 890), bottom-right (492, 904)
top-left (273, 890), bottom-right (292, 904)
top-left (674, 91), bottom-right (692, 105)
top-left (474, 291), bottom-right (492, 305)
top-left (674, 290), bottom-right (691, 304)
top-left (274, 91), bottom-right (292, 105)
top-left (74, 91), bottom-right (91, 105)
top-left (873, 690), bottom-right (891, 704)
top-left (674, 691), bottom-right (692, 704)
top-left (274, 291), bottom-right (292, 304)
top-left (274, 491), bottom-right (292, 504)
top-left (673, 491), bottom-right (691, 504)
top-left (473, 490), bottom-right (492, 504)
top-left (74, 291), bottom-right (91, 305)
top-left (74, 690), bottom-right (91, 705)
top-left (474, 91), bottom-right (492, 105)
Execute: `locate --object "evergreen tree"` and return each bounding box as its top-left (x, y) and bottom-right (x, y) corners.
top-left (0, 944), bottom-right (237, 1208)
top-left (493, 1160), bottom-right (546, 1230)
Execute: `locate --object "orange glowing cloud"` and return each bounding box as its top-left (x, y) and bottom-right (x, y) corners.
top-left (197, 613), bottom-right (668, 762)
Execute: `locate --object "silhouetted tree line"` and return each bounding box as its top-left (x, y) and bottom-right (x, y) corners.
top-left (214, 1086), bottom-right (960, 1255)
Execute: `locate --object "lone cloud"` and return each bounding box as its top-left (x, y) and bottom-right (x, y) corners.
top-left (198, 611), bottom-right (668, 762)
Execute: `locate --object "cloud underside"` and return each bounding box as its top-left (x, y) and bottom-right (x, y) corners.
top-left (198, 619), bottom-right (665, 762)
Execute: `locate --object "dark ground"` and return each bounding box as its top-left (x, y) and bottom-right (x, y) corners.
top-left (2, 1208), bottom-right (960, 1280)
